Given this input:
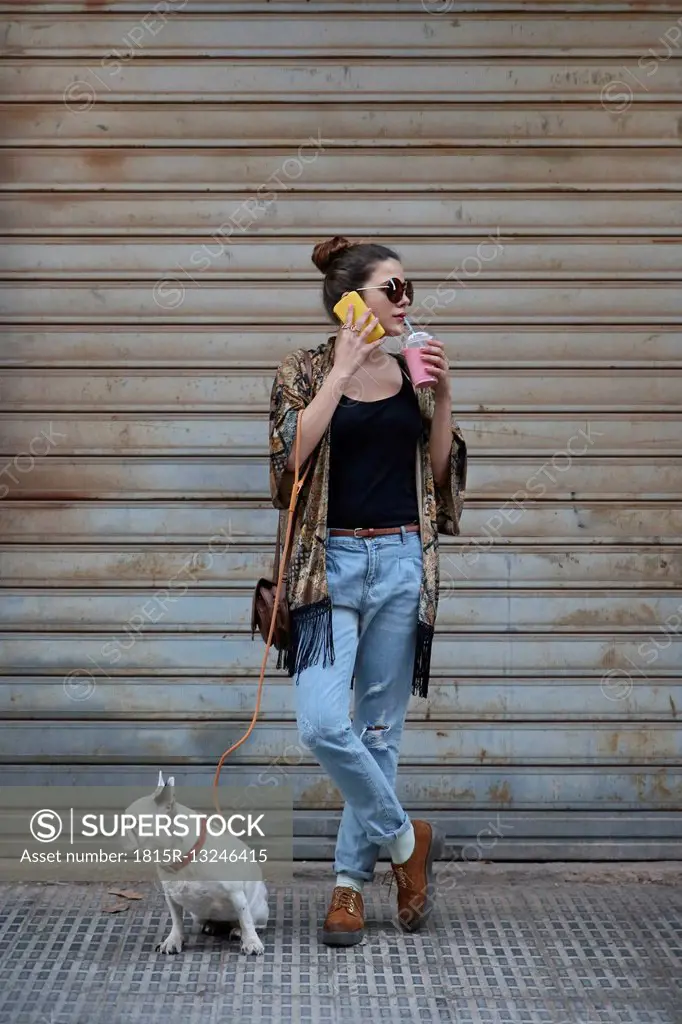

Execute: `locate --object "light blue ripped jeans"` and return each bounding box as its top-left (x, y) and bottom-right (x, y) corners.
top-left (293, 526), bottom-right (422, 882)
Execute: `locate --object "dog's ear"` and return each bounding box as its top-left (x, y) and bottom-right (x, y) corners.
top-left (152, 770), bottom-right (166, 801)
top-left (153, 773), bottom-right (176, 807)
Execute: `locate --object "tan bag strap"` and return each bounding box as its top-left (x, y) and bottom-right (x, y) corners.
top-left (213, 352), bottom-right (314, 811)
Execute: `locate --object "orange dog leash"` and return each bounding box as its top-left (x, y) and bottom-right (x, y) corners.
top-left (212, 409), bottom-right (310, 814)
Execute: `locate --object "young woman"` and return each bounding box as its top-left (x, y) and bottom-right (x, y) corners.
top-left (269, 236), bottom-right (467, 946)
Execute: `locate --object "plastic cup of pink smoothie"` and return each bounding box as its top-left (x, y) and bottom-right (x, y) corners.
top-left (403, 331), bottom-right (438, 389)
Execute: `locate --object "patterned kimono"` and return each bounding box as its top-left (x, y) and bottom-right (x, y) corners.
top-left (268, 335), bottom-right (467, 699)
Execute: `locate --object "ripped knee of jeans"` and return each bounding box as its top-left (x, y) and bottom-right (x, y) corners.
top-left (360, 722), bottom-right (390, 751)
top-left (298, 713), bottom-right (351, 751)
top-left (297, 714), bottom-right (317, 750)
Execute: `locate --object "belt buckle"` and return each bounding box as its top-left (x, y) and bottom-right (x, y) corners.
top-left (353, 527), bottom-right (365, 538)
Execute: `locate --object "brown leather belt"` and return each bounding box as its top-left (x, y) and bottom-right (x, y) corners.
top-left (328, 524), bottom-right (420, 538)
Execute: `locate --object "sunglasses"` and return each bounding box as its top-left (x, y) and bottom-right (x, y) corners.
top-left (356, 277), bottom-right (414, 305)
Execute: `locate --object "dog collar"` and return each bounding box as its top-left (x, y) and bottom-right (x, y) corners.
top-left (163, 816), bottom-right (209, 873)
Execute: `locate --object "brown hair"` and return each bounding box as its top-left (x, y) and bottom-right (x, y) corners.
top-left (311, 235), bottom-right (401, 320)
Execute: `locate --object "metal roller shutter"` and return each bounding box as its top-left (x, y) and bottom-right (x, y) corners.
top-left (1, 1), bottom-right (681, 859)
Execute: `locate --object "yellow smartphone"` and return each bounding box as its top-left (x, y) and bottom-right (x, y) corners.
top-left (332, 291), bottom-right (385, 344)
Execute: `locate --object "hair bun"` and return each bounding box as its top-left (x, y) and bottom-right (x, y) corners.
top-left (311, 235), bottom-right (354, 274)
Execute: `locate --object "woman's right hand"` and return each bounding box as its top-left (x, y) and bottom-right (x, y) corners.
top-left (333, 306), bottom-right (385, 378)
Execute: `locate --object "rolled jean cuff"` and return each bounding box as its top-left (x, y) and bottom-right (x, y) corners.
top-left (365, 813), bottom-right (412, 847)
top-left (332, 863), bottom-right (375, 883)
top-left (334, 816), bottom-right (412, 880)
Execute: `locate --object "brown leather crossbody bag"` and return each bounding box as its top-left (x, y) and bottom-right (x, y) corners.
top-left (251, 351), bottom-right (313, 658)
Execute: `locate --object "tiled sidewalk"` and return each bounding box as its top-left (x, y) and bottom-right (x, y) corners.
top-left (1, 864), bottom-right (681, 1024)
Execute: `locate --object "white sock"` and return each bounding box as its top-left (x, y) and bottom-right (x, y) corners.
top-left (389, 823), bottom-right (415, 865)
top-left (335, 873), bottom-right (364, 893)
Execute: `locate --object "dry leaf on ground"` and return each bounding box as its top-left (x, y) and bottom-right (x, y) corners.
top-left (107, 888), bottom-right (144, 900)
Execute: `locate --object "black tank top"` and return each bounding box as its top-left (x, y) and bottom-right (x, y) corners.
top-left (327, 360), bottom-right (422, 529)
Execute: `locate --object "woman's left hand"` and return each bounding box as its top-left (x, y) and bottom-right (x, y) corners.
top-left (423, 339), bottom-right (451, 400)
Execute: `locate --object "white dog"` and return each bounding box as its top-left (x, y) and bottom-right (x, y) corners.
top-left (121, 771), bottom-right (269, 956)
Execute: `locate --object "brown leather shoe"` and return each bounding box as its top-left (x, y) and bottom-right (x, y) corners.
top-left (391, 819), bottom-right (444, 932)
top-left (321, 886), bottom-right (365, 946)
